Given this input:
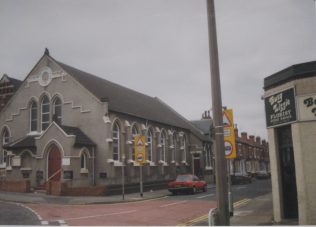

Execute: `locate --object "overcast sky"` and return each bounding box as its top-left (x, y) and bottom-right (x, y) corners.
top-left (0, 0), bottom-right (315, 139)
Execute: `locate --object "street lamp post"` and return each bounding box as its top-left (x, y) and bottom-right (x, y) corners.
top-left (206, 0), bottom-right (230, 225)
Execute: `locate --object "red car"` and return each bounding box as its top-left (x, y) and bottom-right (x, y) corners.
top-left (168, 174), bottom-right (207, 195)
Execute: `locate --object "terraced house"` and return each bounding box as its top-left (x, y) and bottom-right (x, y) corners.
top-left (0, 50), bottom-right (212, 195)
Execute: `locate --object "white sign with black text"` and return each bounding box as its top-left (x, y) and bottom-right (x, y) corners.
top-left (297, 94), bottom-right (316, 121)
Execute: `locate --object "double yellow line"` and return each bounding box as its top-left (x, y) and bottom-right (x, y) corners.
top-left (177, 198), bottom-right (252, 226)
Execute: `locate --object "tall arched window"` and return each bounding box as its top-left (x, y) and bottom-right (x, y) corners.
top-left (1, 127), bottom-right (10, 165)
top-left (160, 131), bottom-right (166, 162)
top-left (131, 125), bottom-right (139, 161)
top-left (41, 95), bottom-right (50, 131)
top-left (81, 152), bottom-right (87, 169)
top-left (53, 97), bottom-right (62, 125)
top-left (30, 100), bottom-right (38, 132)
top-left (113, 122), bottom-right (120, 161)
top-left (146, 129), bottom-right (153, 162)
top-left (172, 133), bottom-right (177, 162)
top-left (181, 136), bottom-right (187, 162)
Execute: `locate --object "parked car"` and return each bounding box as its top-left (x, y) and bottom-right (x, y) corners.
top-left (168, 174), bottom-right (207, 195)
top-left (256, 171), bottom-right (271, 179)
top-left (231, 173), bottom-right (252, 184)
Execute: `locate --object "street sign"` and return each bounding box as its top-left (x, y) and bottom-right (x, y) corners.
top-left (134, 135), bottom-right (146, 164)
top-left (223, 109), bottom-right (236, 159)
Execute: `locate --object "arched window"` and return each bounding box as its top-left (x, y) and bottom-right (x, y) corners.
top-left (172, 133), bottom-right (177, 162)
top-left (53, 97), bottom-right (62, 125)
top-left (81, 152), bottom-right (87, 169)
top-left (30, 100), bottom-right (37, 132)
top-left (160, 131), bottom-right (166, 162)
top-left (181, 136), bottom-right (187, 162)
top-left (1, 127), bottom-right (10, 165)
top-left (112, 122), bottom-right (120, 161)
top-left (131, 125), bottom-right (139, 161)
top-left (146, 129), bottom-right (153, 162)
top-left (41, 95), bottom-right (50, 131)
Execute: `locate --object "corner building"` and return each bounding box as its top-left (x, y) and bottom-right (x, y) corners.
top-left (0, 51), bottom-right (212, 194)
top-left (263, 60), bottom-right (316, 225)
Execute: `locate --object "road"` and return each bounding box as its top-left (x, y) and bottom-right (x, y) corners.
top-left (0, 178), bottom-right (271, 226)
top-left (0, 201), bottom-right (41, 225)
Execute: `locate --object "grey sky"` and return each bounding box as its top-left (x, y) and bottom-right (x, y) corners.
top-left (0, 0), bottom-right (315, 139)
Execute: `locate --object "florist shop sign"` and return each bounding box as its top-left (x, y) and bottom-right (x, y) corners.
top-left (265, 88), bottom-right (297, 127)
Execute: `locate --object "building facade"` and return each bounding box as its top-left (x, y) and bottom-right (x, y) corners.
top-left (0, 50), bottom-right (212, 194)
top-left (263, 60), bottom-right (316, 225)
top-left (232, 127), bottom-right (270, 177)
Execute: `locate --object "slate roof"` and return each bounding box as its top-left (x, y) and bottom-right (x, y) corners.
top-left (191, 119), bottom-right (213, 137)
top-left (59, 125), bottom-right (96, 147)
top-left (3, 125), bottom-right (95, 150)
top-left (3, 135), bottom-right (36, 149)
top-left (264, 60), bottom-right (316, 90)
top-left (55, 59), bottom-right (210, 142)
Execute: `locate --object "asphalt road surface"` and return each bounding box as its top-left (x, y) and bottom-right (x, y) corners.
top-left (0, 178), bottom-right (271, 226)
top-left (0, 201), bottom-right (41, 225)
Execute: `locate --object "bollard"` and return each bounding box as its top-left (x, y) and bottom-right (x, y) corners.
top-left (208, 208), bottom-right (218, 226)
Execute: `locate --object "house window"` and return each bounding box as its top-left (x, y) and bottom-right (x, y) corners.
top-left (160, 131), bottom-right (166, 162)
top-left (41, 95), bottom-right (50, 131)
top-left (113, 122), bottom-right (120, 161)
top-left (146, 129), bottom-right (152, 162)
top-left (131, 125), bottom-right (139, 161)
top-left (30, 100), bottom-right (37, 132)
top-left (1, 127), bottom-right (9, 164)
top-left (53, 97), bottom-right (62, 125)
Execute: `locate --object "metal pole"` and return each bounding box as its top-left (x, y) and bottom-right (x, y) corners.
top-left (228, 159), bottom-right (233, 216)
top-left (140, 165), bottom-right (143, 197)
top-left (206, 0), bottom-right (230, 225)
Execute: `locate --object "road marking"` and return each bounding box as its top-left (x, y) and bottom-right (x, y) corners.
top-left (52, 210), bottom-right (137, 222)
top-left (177, 198), bottom-right (252, 226)
top-left (41, 221), bottom-right (49, 225)
top-left (17, 203), bottom-right (44, 222)
top-left (159, 200), bottom-right (187, 208)
top-left (233, 198), bottom-right (251, 208)
top-left (196, 193), bottom-right (214, 199)
top-left (235, 186), bottom-right (247, 190)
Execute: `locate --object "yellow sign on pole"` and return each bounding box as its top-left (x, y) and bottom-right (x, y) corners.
top-left (134, 135), bottom-right (146, 164)
top-left (223, 109), bottom-right (236, 159)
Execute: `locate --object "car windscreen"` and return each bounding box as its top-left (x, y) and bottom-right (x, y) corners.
top-left (176, 175), bottom-right (192, 181)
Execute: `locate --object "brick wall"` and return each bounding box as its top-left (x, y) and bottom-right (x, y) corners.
top-left (0, 180), bottom-right (30, 192)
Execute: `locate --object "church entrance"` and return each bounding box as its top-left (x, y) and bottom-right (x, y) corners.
top-left (47, 145), bottom-right (61, 181)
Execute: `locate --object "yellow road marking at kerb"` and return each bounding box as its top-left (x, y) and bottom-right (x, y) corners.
top-left (177, 198), bottom-right (252, 226)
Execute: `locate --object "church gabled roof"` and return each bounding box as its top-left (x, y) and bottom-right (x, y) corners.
top-left (54, 59), bottom-right (210, 142)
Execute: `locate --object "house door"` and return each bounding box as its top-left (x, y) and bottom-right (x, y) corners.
top-left (277, 125), bottom-right (298, 219)
top-left (48, 145), bottom-right (61, 181)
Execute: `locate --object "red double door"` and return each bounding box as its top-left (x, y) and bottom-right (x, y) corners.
top-left (48, 145), bottom-right (61, 181)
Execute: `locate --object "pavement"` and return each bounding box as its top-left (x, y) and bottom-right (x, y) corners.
top-left (0, 185), bottom-right (293, 226)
